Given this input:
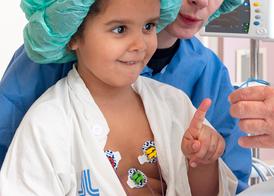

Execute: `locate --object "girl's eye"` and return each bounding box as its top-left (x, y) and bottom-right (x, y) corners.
top-left (112, 26), bottom-right (126, 34)
top-left (144, 23), bottom-right (156, 32)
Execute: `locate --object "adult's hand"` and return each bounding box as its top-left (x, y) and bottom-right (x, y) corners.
top-left (229, 86), bottom-right (274, 148)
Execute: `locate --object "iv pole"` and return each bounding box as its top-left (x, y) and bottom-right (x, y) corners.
top-left (250, 38), bottom-right (260, 184)
top-left (250, 39), bottom-right (260, 81)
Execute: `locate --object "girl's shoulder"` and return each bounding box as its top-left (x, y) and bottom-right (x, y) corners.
top-left (21, 76), bottom-right (72, 137)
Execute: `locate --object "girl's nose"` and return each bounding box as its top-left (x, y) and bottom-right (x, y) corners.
top-left (129, 33), bottom-right (147, 52)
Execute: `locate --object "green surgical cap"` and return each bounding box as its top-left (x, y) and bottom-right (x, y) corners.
top-left (21, 0), bottom-right (181, 64)
top-left (208, 0), bottom-right (244, 23)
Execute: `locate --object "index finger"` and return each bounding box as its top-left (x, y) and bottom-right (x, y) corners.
top-left (229, 86), bottom-right (273, 104)
top-left (189, 98), bottom-right (212, 137)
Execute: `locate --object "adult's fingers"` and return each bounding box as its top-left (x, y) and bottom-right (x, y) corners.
top-left (238, 135), bottom-right (274, 148)
top-left (188, 98), bottom-right (211, 138)
top-left (238, 119), bottom-right (269, 135)
top-left (230, 101), bottom-right (268, 119)
top-left (229, 86), bottom-right (273, 104)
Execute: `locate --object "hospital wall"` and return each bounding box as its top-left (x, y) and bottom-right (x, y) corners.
top-left (222, 37), bottom-right (274, 86)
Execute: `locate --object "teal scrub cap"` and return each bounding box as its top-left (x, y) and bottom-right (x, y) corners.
top-left (21, 0), bottom-right (181, 64)
top-left (209, 0), bottom-right (244, 22)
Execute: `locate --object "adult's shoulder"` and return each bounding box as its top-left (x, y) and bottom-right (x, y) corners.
top-left (180, 36), bottom-right (207, 52)
top-left (174, 37), bottom-right (221, 71)
top-left (1, 45), bottom-right (73, 90)
top-left (185, 37), bottom-right (226, 69)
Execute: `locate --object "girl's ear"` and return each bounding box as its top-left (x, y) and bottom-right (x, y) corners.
top-left (68, 36), bottom-right (79, 51)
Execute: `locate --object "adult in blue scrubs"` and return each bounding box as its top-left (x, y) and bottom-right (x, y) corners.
top-left (0, 0), bottom-right (251, 193)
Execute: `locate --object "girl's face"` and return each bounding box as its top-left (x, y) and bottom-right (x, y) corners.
top-left (164, 0), bottom-right (224, 39)
top-left (71, 0), bottom-right (160, 89)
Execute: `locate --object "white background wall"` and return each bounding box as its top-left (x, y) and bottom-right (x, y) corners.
top-left (0, 0), bottom-right (26, 79)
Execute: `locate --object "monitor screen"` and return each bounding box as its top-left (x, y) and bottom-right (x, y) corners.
top-left (205, 0), bottom-right (251, 34)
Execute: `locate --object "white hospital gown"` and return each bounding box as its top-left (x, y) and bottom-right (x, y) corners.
top-left (0, 67), bottom-right (237, 196)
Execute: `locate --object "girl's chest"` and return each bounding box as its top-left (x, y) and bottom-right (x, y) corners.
top-left (102, 106), bottom-right (166, 195)
top-left (104, 106), bottom-right (161, 181)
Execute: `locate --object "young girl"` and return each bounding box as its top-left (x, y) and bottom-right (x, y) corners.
top-left (0, 0), bottom-right (237, 195)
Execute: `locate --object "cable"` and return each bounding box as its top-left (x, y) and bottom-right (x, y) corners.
top-left (252, 157), bottom-right (274, 177)
top-left (238, 77), bottom-right (270, 89)
top-left (252, 162), bottom-right (268, 182)
top-left (157, 161), bottom-right (165, 196)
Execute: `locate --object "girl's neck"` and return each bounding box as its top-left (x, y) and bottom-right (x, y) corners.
top-left (157, 29), bottom-right (178, 49)
top-left (90, 85), bottom-right (137, 107)
top-left (77, 64), bottom-right (137, 105)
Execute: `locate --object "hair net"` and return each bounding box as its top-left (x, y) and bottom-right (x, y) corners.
top-left (21, 0), bottom-right (181, 64)
top-left (208, 0), bottom-right (244, 23)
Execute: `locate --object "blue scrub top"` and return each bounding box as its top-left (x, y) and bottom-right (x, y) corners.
top-left (0, 37), bottom-right (251, 193)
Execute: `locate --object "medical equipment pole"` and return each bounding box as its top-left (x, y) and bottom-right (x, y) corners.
top-left (250, 39), bottom-right (260, 159)
top-left (250, 39), bottom-right (259, 79)
top-left (250, 38), bottom-right (260, 185)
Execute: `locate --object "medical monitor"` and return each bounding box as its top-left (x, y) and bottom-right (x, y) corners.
top-left (200, 0), bottom-right (274, 40)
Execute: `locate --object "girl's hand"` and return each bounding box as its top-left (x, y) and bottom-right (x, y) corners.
top-left (182, 99), bottom-right (225, 168)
